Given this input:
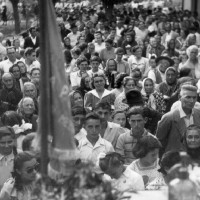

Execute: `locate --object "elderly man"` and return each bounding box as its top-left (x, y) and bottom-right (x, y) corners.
top-left (156, 85), bottom-right (200, 155)
top-left (0, 47), bottom-right (19, 72)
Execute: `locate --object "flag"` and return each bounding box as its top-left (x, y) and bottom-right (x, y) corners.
top-left (39, 0), bottom-right (76, 176)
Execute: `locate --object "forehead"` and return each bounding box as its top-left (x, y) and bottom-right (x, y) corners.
top-left (3, 74), bottom-right (13, 80)
top-left (0, 135), bottom-right (13, 141)
top-left (108, 60), bottom-right (115, 65)
top-left (187, 129), bottom-right (200, 136)
top-left (7, 48), bottom-right (15, 52)
top-left (181, 90), bottom-right (197, 97)
top-left (23, 98), bottom-right (34, 104)
top-left (23, 158), bottom-right (37, 169)
top-left (95, 107), bottom-right (110, 113)
top-left (144, 79), bottom-right (153, 84)
top-left (86, 118), bottom-right (100, 125)
top-left (129, 114), bottom-right (143, 120)
top-left (166, 69), bottom-right (176, 74)
top-left (25, 85), bottom-right (34, 90)
top-left (73, 92), bottom-right (81, 97)
top-left (32, 69), bottom-right (40, 73)
top-left (73, 114), bottom-right (85, 119)
top-left (80, 61), bottom-right (88, 65)
top-left (94, 76), bottom-right (104, 81)
top-left (114, 112), bottom-right (126, 118)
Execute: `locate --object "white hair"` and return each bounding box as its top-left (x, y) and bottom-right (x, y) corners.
top-left (186, 45), bottom-right (198, 57)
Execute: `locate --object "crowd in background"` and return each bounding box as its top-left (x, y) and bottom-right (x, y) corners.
top-left (0, 3), bottom-right (200, 199)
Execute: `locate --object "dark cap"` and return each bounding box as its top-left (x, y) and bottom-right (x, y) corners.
top-left (125, 89), bottom-right (144, 107)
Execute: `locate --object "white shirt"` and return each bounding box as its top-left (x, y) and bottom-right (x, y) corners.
top-left (0, 153), bottom-right (14, 189)
top-left (0, 59), bottom-right (19, 72)
top-left (104, 167), bottom-right (145, 192)
top-left (78, 135), bottom-right (114, 164)
top-left (87, 68), bottom-right (104, 77)
top-left (67, 31), bottom-right (81, 47)
top-left (20, 58), bottom-right (40, 73)
top-left (94, 42), bottom-right (105, 54)
top-left (30, 36), bottom-right (36, 45)
top-left (179, 104), bottom-right (194, 127)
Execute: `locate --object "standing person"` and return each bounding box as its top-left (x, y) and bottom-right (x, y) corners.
top-left (116, 107), bottom-right (153, 165)
top-left (0, 126), bottom-right (17, 189)
top-left (0, 151), bottom-right (38, 200)
top-left (128, 135), bottom-right (162, 187)
top-left (0, 47), bottom-right (19, 73)
top-left (115, 47), bottom-right (130, 74)
top-left (78, 113), bottom-right (114, 164)
top-left (93, 31), bottom-right (105, 54)
top-left (70, 56), bottom-right (89, 90)
top-left (94, 102), bottom-right (124, 148)
top-left (128, 46), bottom-right (149, 78)
top-left (24, 27), bottom-right (40, 50)
top-left (16, 61), bottom-right (30, 84)
top-left (99, 39), bottom-right (115, 67)
top-left (0, 73), bottom-right (22, 116)
top-left (1, 5), bottom-right (7, 26)
top-left (156, 85), bottom-right (200, 155)
top-left (87, 56), bottom-right (104, 77)
top-left (84, 73), bottom-right (115, 111)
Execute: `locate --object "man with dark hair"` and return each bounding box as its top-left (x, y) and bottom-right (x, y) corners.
top-left (116, 106), bottom-right (153, 164)
top-left (78, 112), bottom-right (114, 164)
top-left (156, 85), bottom-right (200, 155)
top-left (23, 47), bottom-right (40, 74)
top-left (24, 27), bottom-right (40, 50)
top-left (94, 102), bottom-right (124, 148)
top-left (71, 106), bottom-right (87, 142)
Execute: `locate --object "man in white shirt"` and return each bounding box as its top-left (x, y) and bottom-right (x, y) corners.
top-left (0, 46), bottom-right (19, 72)
top-left (23, 47), bottom-right (40, 74)
top-left (78, 112), bottom-right (114, 164)
top-left (67, 24), bottom-right (80, 47)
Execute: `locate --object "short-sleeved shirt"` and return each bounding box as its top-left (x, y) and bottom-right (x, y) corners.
top-left (116, 130), bottom-right (153, 164)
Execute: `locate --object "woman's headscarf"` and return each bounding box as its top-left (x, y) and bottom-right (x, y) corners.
top-left (186, 45), bottom-right (198, 58)
top-left (141, 78), bottom-right (155, 96)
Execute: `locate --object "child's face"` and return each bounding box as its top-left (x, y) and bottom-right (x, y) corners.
top-left (113, 113), bottom-right (126, 128)
top-left (149, 59), bottom-right (156, 68)
top-left (0, 135), bottom-right (14, 156)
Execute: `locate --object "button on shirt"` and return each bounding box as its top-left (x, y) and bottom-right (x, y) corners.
top-left (179, 105), bottom-right (194, 127)
top-left (0, 153), bottom-right (14, 189)
top-left (78, 136), bottom-right (114, 164)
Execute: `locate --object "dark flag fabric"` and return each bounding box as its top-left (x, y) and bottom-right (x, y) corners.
top-left (39, 0), bottom-right (76, 175)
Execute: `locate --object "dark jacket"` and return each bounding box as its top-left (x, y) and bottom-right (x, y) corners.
top-left (24, 36), bottom-right (40, 49)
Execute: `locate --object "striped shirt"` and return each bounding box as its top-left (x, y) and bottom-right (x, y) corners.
top-left (116, 129), bottom-right (152, 165)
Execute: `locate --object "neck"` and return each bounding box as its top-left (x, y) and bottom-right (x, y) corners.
top-left (87, 136), bottom-right (99, 146)
top-left (140, 158), bottom-right (153, 167)
top-left (9, 58), bottom-right (16, 63)
top-left (101, 121), bottom-right (108, 129)
top-left (182, 107), bottom-right (192, 115)
top-left (96, 88), bottom-right (104, 93)
top-left (25, 59), bottom-right (32, 65)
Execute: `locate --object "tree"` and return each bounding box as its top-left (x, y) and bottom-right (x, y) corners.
top-left (10, 0), bottom-right (21, 34)
top-left (101, 0), bottom-right (131, 19)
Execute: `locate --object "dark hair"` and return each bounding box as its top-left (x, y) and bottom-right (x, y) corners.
top-left (30, 67), bottom-right (40, 76)
top-left (85, 112), bottom-right (100, 124)
top-left (63, 49), bottom-right (72, 64)
top-left (105, 38), bottom-right (113, 45)
top-left (94, 102), bottom-right (111, 112)
top-left (76, 56), bottom-right (88, 66)
top-left (132, 45), bottom-right (142, 53)
top-left (1, 111), bottom-right (22, 126)
top-left (78, 43), bottom-right (88, 52)
top-left (90, 55), bottom-right (101, 63)
top-left (12, 151), bottom-right (35, 191)
top-left (71, 106), bottom-right (86, 116)
top-left (179, 67), bottom-right (191, 78)
top-left (132, 135), bottom-right (162, 159)
top-left (122, 76), bottom-right (135, 87)
top-left (115, 73), bottom-right (129, 88)
top-left (99, 152), bottom-right (124, 172)
top-left (9, 64), bottom-right (21, 75)
top-left (127, 106), bottom-right (145, 119)
top-left (115, 47), bottom-right (124, 54)
top-left (158, 151), bottom-right (181, 175)
top-left (35, 47), bottom-right (40, 58)
top-left (24, 47), bottom-right (35, 57)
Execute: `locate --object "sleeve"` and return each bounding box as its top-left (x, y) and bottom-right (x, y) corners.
top-left (107, 142), bottom-right (115, 153)
top-left (156, 113), bottom-right (172, 153)
top-left (133, 174), bottom-right (145, 191)
top-left (115, 134), bottom-right (125, 157)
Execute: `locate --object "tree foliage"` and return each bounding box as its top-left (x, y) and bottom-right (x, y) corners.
top-left (101, 0), bottom-right (131, 6)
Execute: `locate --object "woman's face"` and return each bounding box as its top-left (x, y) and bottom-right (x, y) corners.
top-left (124, 79), bottom-right (135, 92)
top-left (12, 66), bottom-right (21, 79)
top-left (144, 79), bottom-right (154, 95)
top-left (23, 98), bottom-right (35, 115)
top-left (84, 77), bottom-right (90, 88)
top-left (64, 38), bottom-right (71, 45)
top-left (113, 113), bottom-right (126, 128)
top-left (73, 92), bottom-right (83, 107)
top-left (186, 130), bottom-right (200, 149)
top-left (79, 36), bottom-right (85, 44)
top-left (189, 48), bottom-right (198, 60)
top-left (0, 135), bottom-right (14, 156)
top-left (20, 158), bottom-right (38, 183)
top-left (143, 148), bottom-right (159, 165)
top-left (18, 63), bottom-right (26, 74)
top-left (93, 76), bottom-right (105, 90)
top-left (134, 48), bottom-right (142, 58)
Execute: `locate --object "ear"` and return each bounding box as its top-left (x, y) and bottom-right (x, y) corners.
top-left (144, 117), bottom-right (148, 124)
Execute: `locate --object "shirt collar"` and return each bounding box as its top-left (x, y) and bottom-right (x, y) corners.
top-left (89, 89), bottom-right (111, 99)
top-left (179, 105), bottom-right (194, 118)
top-left (0, 152), bottom-right (14, 161)
top-left (82, 135), bottom-right (104, 146)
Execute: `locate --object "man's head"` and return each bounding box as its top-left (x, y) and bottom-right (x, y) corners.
top-left (105, 38), bottom-right (113, 50)
top-left (115, 47), bottom-right (124, 61)
top-left (77, 56), bottom-right (88, 72)
top-left (127, 107), bottom-right (147, 138)
top-left (94, 102), bottom-right (111, 123)
top-left (84, 112), bottom-right (101, 141)
top-left (180, 85), bottom-right (197, 111)
top-left (25, 48), bottom-right (36, 63)
top-left (90, 56), bottom-right (101, 72)
top-left (2, 73), bottom-right (14, 89)
top-left (30, 68), bottom-right (40, 80)
top-left (71, 107), bottom-right (86, 134)
top-left (23, 82), bottom-right (37, 99)
top-left (7, 46), bottom-right (16, 62)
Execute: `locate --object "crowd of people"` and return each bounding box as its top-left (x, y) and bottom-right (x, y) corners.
top-left (0, 3), bottom-right (200, 199)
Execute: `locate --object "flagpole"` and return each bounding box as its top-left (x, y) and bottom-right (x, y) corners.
top-left (39, 0), bottom-right (49, 177)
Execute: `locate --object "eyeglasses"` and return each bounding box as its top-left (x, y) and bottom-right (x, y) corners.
top-left (26, 163), bottom-right (40, 174)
